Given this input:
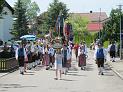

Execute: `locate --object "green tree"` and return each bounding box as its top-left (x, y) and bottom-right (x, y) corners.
top-left (22, 0), bottom-right (40, 34)
top-left (11, 0), bottom-right (28, 39)
top-left (36, 12), bottom-right (49, 37)
top-left (67, 14), bottom-right (90, 44)
top-left (47, 0), bottom-right (69, 28)
top-left (101, 8), bottom-right (123, 42)
top-left (11, 0), bottom-right (40, 39)
top-left (0, 0), bottom-right (4, 13)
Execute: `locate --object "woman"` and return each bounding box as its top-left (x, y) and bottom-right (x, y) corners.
top-left (54, 48), bottom-right (63, 80)
top-left (78, 44), bottom-right (86, 70)
top-left (74, 43), bottom-right (79, 61)
top-left (44, 46), bottom-right (49, 70)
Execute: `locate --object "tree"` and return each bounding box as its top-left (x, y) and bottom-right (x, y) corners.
top-left (11, 0), bottom-right (28, 39)
top-left (0, 0), bottom-right (4, 13)
top-left (22, 0), bottom-right (40, 34)
top-left (36, 12), bottom-right (49, 36)
top-left (11, 0), bottom-right (40, 39)
top-left (67, 14), bottom-right (90, 44)
top-left (47, 0), bottom-right (69, 29)
top-left (101, 8), bottom-right (123, 42)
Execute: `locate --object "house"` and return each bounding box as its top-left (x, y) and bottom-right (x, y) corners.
top-left (71, 11), bottom-right (108, 32)
top-left (0, 1), bottom-right (14, 42)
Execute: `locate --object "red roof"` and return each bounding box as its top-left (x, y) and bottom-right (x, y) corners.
top-left (71, 12), bottom-right (108, 22)
top-left (70, 12), bottom-right (108, 32)
top-left (87, 23), bottom-right (103, 32)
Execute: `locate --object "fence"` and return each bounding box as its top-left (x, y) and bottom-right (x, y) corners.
top-left (0, 57), bottom-right (18, 72)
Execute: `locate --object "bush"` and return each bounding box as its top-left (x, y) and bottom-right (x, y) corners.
top-left (0, 51), bottom-right (14, 58)
top-left (103, 41), bottom-right (109, 48)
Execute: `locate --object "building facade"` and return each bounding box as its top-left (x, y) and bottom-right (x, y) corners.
top-left (0, 1), bottom-right (14, 42)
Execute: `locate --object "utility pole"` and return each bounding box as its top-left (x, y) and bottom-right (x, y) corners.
top-left (99, 8), bottom-right (101, 39)
top-left (117, 4), bottom-right (123, 60)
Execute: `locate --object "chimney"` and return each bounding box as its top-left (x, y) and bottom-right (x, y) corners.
top-left (90, 11), bottom-right (93, 13)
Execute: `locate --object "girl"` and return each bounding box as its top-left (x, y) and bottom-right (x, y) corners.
top-left (54, 48), bottom-right (63, 80)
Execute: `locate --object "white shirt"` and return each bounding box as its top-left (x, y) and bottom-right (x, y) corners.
top-left (48, 47), bottom-right (55, 56)
top-left (15, 47), bottom-right (27, 60)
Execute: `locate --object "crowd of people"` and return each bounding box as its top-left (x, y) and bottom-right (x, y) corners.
top-left (13, 38), bottom-right (118, 79)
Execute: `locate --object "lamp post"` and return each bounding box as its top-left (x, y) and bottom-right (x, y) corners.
top-left (117, 5), bottom-right (123, 60)
top-left (99, 8), bottom-right (101, 39)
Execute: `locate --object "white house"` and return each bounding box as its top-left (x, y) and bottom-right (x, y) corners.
top-left (0, 1), bottom-right (14, 42)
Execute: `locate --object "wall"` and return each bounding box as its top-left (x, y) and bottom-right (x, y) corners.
top-left (0, 7), bottom-right (13, 42)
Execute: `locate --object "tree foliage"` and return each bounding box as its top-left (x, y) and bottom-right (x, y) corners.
top-left (101, 8), bottom-right (123, 42)
top-left (67, 14), bottom-right (90, 44)
top-left (0, 0), bottom-right (5, 13)
top-left (36, 12), bottom-right (49, 37)
top-left (11, 0), bottom-right (40, 39)
top-left (11, 0), bottom-right (28, 39)
top-left (47, 0), bottom-right (69, 28)
top-left (36, 0), bottom-right (69, 38)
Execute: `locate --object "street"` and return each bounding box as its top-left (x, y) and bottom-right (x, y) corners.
top-left (0, 50), bottom-right (123, 92)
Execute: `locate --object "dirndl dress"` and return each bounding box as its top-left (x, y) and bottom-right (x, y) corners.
top-left (78, 54), bottom-right (86, 67)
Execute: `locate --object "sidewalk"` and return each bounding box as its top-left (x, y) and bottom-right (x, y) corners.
top-left (0, 72), bottom-right (8, 78)
top-left (107, 57), bottom-right (123, 80)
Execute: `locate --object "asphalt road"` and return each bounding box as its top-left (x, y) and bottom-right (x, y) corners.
top-left (0, 50), bottom-right (123, 92)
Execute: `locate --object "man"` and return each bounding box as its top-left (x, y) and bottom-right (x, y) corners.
top-left (94, 43), bottom-right (107, 75)
top-left (48, 44), bottom-right (55, 68)
top-left (15, 42), bottom-right (27, 75)
top-left (108, 42), bottom-right (117, 62)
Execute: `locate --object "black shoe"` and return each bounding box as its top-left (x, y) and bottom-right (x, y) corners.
top-left (54, 78), bottom-right (58, 80)
top-left (20, 72), bottom-right (24, 75)
top-left (101, 72), bottom-right (104, 75)
top-left (81, 67), bottom-right (84, 70)
top-left (112, 60), bottom-right (115, 62)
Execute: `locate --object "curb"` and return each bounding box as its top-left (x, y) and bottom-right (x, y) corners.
top-left (0, 73), bottom-right (9, 78)
top-left (107, 62), bottom-right (123, 80)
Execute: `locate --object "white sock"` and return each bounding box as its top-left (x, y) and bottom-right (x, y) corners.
top-left (19, 67), bottom-right (22, 73)
top-left (98, 68), bottom-right (101, 73)
top-left (100, 67), bottom-right (103, 73)
top-left (113, 57), bottom-right (115, 61)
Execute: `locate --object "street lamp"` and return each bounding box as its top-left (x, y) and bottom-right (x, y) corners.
top-left (99, 8), bottom-right (101, 39)
top-left (117, 5), bottom-right (123, 59)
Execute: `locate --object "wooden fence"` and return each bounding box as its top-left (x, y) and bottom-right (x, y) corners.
top-left (0, 57), bottom-right (18, 72)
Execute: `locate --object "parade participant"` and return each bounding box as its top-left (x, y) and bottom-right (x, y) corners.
top-left (48, 44), bottom-right (55, 68)
top-left (78, 43), bottom-right (86, 70)
top-left (15, 42), bottom-right (27, 75)
top-left (67, 44), bottom-right (72, 70)
top-left (40, 43), bottom-right (45, 65)
top-left (94, 43), bottom-right (107, 75)
top-left (31, 42), bottom-right (36, 68)
top-left (44, 45), bottom-right (50, 70)
top-left (108, 41), bottom-right (117, 62)
top-left (74, 43), bottom-right (79, 61)
top-left (26, 41), bottom-right (32, 70)
top-left (61, 43), bottom-right (68, 74)
top-left (54, 48), bottom-right (63, 80)
top-left (35, 42), bottom-right (41, 65)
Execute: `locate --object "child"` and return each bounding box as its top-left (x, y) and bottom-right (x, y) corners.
top-left (54, 48), bottom-right (63, 80)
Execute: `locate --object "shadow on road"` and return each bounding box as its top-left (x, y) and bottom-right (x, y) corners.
top-left (66, 73), bottom-right (87, 77)
top-left (23, 73), bottom-right (35, 75)
top-left (0, 84), bottom-right (37, 89)
top-left (60, 79), bottom-right (76, 81)
top-left (85, 64), bottom-right (94, 71)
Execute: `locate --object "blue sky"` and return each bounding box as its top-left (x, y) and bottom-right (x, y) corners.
top-left (6, 0), bottom-right (123, 16)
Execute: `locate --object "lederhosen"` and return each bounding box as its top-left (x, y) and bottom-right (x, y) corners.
top-left (62, 48), bottom-right (67, 68)
top-left (18, 48), bottom-right (24, 67)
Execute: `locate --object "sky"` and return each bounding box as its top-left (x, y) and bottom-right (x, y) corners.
top-left (6, 0), bottom-right (123, 16)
